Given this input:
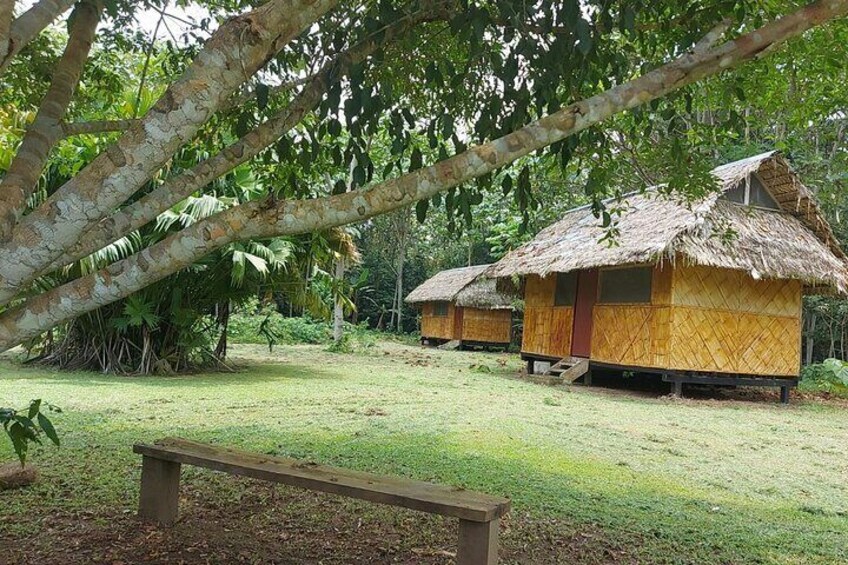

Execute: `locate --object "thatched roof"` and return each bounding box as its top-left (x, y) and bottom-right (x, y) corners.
top-left (487, 152), bottom-right (848, 294)
top-left (406, 265), bottom-right (514, 309)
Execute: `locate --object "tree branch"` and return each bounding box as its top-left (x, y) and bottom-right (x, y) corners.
top-left (27, 8), bottom-right (446, 287)
top-left (0, 0), bottom-right (76, 75)
top-left (0, 0), bottom-right (341, 302)
top-left (0, 0), bottom-right (843, 351)
top-left (61, 119), bottom-right (140, 137)
top-left (0, 1), bottom-right (15, 67)
top-left (0, 1), bottom-right (101, 241)
top-left (692, 18), bottom-right (732, 53)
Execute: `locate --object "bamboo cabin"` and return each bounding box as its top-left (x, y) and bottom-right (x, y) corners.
top-left (406, 265), bottom-right (514, 349)
top-left (486, 152), bottom-right (848, 401)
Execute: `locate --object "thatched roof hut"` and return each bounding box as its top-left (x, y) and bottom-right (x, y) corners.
top-left (406, 265), bottom-right (513, 309)
top-left (487, 151), bottom-right (847, 387)
top-left (406, 265), bottom-right (514, 348)
top-left (487, 151), bottom-right (848, 294)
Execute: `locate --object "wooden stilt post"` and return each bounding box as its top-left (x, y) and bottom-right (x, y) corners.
top-left (138, 456), bottom-right (181, 525)
top-left (672, 379), bottom-right (682, 397)
top-left (457, 518), bottom-right (499, 565)
top-left (526, 358), bottom-right (534, 375)
top-left (780, 386), bottom-right (790, 404)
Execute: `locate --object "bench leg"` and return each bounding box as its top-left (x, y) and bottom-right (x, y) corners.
top-left (138, 456), bottom-right (181, 525)
top-left (457, 518), bottom-right (499, 565)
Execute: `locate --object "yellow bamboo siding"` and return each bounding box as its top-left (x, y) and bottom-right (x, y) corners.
top-left (420, 302), bottom-right (456, 340)
top-left (668, 265), bottom-right (802, 376)
top-left (588, 265), bottom-right (673, 368)
top-left (590, 306), bottom-right (671, 367)
top-left (461, 308), bottom-right (512, 344)
top-left (521, 275), bottom-right (573, 357)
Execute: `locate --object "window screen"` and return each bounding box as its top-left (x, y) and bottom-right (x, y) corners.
top-left (554, 272), bottom-right (577, 306)
top-left (433, 301), bottom-right (449, 316)
top-left (598, 267), bottom-right (653, 304)
top-left (720, 175), bottom-right (780, 210)
top-left (722, 183), bottom-right (746, 203)
top-left (748, 175), bottom-right (780, 209)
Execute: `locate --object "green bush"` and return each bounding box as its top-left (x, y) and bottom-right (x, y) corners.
top-left (800, 358), bottom-right (848, 396)
top-left (228, 305), bottom-right (383, 354)
top-left (228, 309), bottom-right (332, 346)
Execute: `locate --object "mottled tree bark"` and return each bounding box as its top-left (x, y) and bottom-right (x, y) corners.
top-left (0, 0), bottom-right (339, 300)
top-left (33, 11), bottom-right (438, 283)
top-left (0, 0), bottom-right (101, 241)
top-left (0, 0), bottom-right (14, 67)
top-left (0, 0), bottom-right (76, 74)
top-left (0, 0), bottom-right (844, 351)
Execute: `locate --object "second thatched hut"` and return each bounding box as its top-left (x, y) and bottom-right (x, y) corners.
top-left (406, 264), bottom-right (514, 349)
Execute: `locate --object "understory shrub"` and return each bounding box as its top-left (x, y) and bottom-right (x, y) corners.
top-left (799, 358), bottom-right (848, 396)
top-left (228, 309), bottom-right (332, 346)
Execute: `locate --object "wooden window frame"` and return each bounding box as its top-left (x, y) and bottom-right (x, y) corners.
top-left (553, 272), bottom-right (577, 307)
top-left (432, 301), bottom-right (449, 317)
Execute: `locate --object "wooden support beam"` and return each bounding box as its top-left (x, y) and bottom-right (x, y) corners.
top-left (780, 386), bottom-right (790, 404)
top-left (457, 518), bottom-right (499, 565)
top-left (138, 456), bottom-right (181, 525)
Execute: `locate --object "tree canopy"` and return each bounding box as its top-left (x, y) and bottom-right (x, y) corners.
top-left (0, 0), bottom-right (845, 352)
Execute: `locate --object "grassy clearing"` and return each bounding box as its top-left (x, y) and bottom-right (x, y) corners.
top-left (1, 341), bottom-right (847, 564)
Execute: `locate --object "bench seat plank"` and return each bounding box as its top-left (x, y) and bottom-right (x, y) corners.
top-left (133, 437), bottom-right (509, 523)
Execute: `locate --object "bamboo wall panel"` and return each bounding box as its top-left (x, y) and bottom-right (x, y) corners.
top-left (668, 307), bottom-right (800, 376)
top-left (671, 265), bottom-right (801, 317)
top-left (668, 265), bottom-right (802, 376)
top-left (651, 264), bottom-right (673, 305)
top-left (591, 305), bottom-right (670, 367)
top-left (521, 275), bottom-right (573, 357)
top-left (462, 308), bottom-right (512, 344)
top-left (524, 274), bottom-right (556, 307)
top-left (420, 302), bottom-right (456, 340)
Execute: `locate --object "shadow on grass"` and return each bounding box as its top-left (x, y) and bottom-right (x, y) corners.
top-left (4, 415), bottom-right (846, 564)
top-left (0, 361), bottom-right (340, 388)
top-left (158, 427), bottom-right (848, 564)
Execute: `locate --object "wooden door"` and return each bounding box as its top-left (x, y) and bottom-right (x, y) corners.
top-left (571, 269), bottom-right (598, 358)
top-left (453, 306), bottom-right (464, 340)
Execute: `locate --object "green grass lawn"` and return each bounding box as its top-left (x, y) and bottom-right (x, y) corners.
top-left (1, 341), bottom-right (847, 564)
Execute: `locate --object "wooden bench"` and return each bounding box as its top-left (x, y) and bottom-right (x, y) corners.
top-left (133, 438), bottom-right (511, 565)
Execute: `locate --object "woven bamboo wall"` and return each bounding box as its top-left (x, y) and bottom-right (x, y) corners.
top-left (462, 308), bottom-right (512, 344)
top-left (668, 265), bottom-right (802, 376)
top-left (521, 275), bottom-right (573, 357)
top-left (420, 302), bottom-right (456, 340)
top-left (589, 265), bottom-right (673, 367)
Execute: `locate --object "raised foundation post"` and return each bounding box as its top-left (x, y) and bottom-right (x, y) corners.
top-left (780, 386), bottom-right (790, 404)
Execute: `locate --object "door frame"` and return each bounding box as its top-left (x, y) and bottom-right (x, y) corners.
top-left (570, 269), bottom-right (598, 358)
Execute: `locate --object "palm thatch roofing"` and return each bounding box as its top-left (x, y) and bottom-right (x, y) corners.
top-left (405, 264), bottom-right (514, 309)
top-left (487, 151), bottom-right (848, 294)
